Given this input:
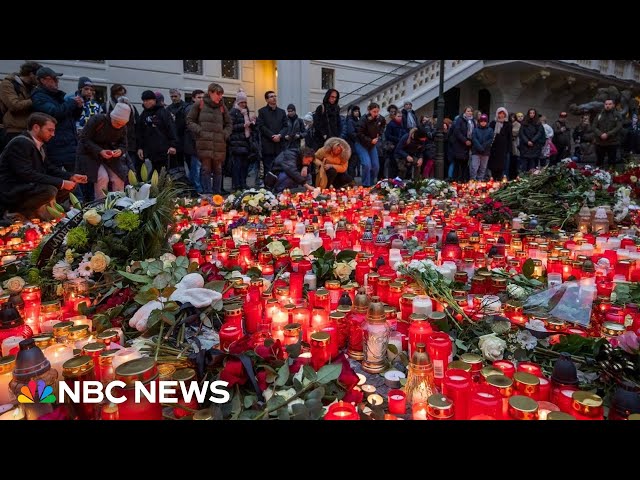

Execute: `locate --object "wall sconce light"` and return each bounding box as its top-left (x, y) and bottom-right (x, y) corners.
top-left (540, 69), bottom-right (551, 80)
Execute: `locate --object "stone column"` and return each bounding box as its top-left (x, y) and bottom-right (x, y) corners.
top-left (277, 60), bottom-right (310, 115)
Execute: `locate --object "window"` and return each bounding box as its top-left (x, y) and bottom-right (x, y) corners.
top-left (321, 68), bottom-right (335, 90)
top-left (221, 60), bottom-right (239, 79)
top-left (183, 60), bottom-right (203, 75)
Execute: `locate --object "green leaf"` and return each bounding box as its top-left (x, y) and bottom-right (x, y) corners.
top-left (188, 262), bottom-right (199, 273)
top-left (146, 310), bottom-right (162, 329)
top-left (316, 364), bottom-right (342, 384)
top-left (69, 192), bottom-right (81, 210)
top-left (175, 256), bottom-right (189, 268)
top-left (275, 363), bottom-right (290, 387)
top-left (128, 170), bottom-right (138, 186)
top-left (306, 387), bottom-right (325, 401)
top-left (152, 272), bottom-right (171, 289)
top-left (147, 260), bottom-right (164, 276)
top-left (304, 398), bottom-right (324, 419)
top-left (266, 394), bottom-right (287, 412)
top-left (291, 403), bottom-right (308, 420)
top-left (522, 258), bottom-right (535, 278)
top-left (266, 372), bottom-right (277, 383)
top-left (302, 365), bottom-right (317, 382)
top-left (310, 246), bottom-right (326, 258)
top-left (118, 270), bottom-right (152, 284)
top-left (246, 267), bottom-right (263, 278)
top-left (204, 280), bottom-right (226, 294)
top-left (161, 312), bottom-right (176, 325)
top-left (277, 408), bottom-right (291, 420)
top-left (454, 339), bottom-right (469, 352)
top-left (151, 170), bottom-right (159, 188)
top-left (387, 344), bottom-right (399, 356)
top-left (336, 250), bottom-right (357, 263)
top-left (238, 410), bottom-right (261, 420)
top-left (285, 341), bottom-right (302, 358)
top-left (230, 390), bottom-right (242, 419)
top-left (244, 395), bottom-right (257, 409)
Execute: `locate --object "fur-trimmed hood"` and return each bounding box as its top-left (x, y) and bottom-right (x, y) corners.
top-left (321, 136), bottom-right (351, 163)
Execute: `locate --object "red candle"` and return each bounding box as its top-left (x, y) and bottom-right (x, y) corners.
top-left (219, 324), bottom-right (243, 352)
top-left (321, 323), bottom-right (339, 360)
top-left (187, 249), bottom-right (202, 266)
top-left (442, 369), bottom-right (472, 420)
top-left (517, 361), bottom-right (543, 378)
top-left (244, 303), bottom-right (262, 334)
top-left (289, 271), bottom-right (305, 304)
top-left (324, 401), bottom-right (359, 420)
top-left (388, 389), bottom-right (407, 415)
top-left (493, 360), bottom-right (515, 378)
top-left (412, 401), bottom-right (429, 420)
top-left (468, 384), bottom-right (501, 419)
top-left (537, 400), bottom-right (560, 420)
top-left (408, 314), bottom-right (432, 359)
top-left (172, 241), bottom-right (187, 257)
top-left (427, 332), bottom-right (453, 388)
top-left (310, 332), bottom-right (331, 371)
top-left (538, 376), bottom-right (551, 402)
top-left (554, 386), bottom-right (579, 413)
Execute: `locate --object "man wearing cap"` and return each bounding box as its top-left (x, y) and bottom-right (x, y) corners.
top-left (137, 90), bottom-right (177, 174)
top-left (0, 112), bottom-right (87, 221)
top-left (31, 67), bottom-right (84, 179)
top-left (0, 61), bottom-right (42, 150)
top-left (284, 104), bottom-right (307, 150)
top-left (77, 103), bottom-right (131, 199)
top-left (553, 112), bottom-right (572, 163)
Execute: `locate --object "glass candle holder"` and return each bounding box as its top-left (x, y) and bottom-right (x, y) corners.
top-left (442, 368), bottom-right (472, 420)
top-left (113, 358), bottom-right (163, 420)
top-left (62, 355), bottom-right (97, 420)
top-left (63, 278), bottom-right (91, 315)
top-left (324, 401), bottom-right (359, 420)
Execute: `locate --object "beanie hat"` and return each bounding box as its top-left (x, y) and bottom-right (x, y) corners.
top-left (479, 114), bottom-right (489, 122)
top-left (141, 90), bottom-right (156, 101)
top-left (78, 76), bottom-right (93, 90)
top-left (154, 91), bottom-right (164, 103)
top-left (303, 113), bottom-right (313, 123)
top-left (287, 104), bottom-right (296, 112)
top-left (236, 89), bottom-right (248, 103)
top-left (110, 103), bottom-right (131, 124)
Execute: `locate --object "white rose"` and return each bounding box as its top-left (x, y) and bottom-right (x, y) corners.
top-left (631, 176), bottom-right (638, 183)
top-left (290, 247), bottom-right (304, 258)
top-left (89, 251), bottom-right (111, 273)
top-left (4, 276), bottom-right (25, 294)
top-left (160, 252), bottom-right (177, 268)
top-left (333, 262), bottom-right (353, 282)
top-left (83, 208), bottom-right (101, 226)
top-left (478, 333), bottom-right (507, 362)
top-left (53, 260), bottom-right (71, 281)
top-left (248, 199), bottom-right (259, 208)
top-left (267, 241), bottom-right (286, 257)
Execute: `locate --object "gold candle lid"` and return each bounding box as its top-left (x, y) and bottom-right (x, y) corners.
top-left (377, 277), bottom-right (392, 286)
top-left (310, 331), bottom-right (331, 344)
top-left (486, 374), bottom-right (514, 397)
top-left (448, 360), bottom-right (472, 372)
top-left (401, 293), bottom-right (417, 302)
top-left (193, 408), bottom-right (214, 420)
top-left (33, 334), bottom-right (54, 350)
top-left (96, 329), bottom-right (119, 342)
top-left (329, 311), bottom-right (346, 321)
top-left (53, 321), bottom-right (74, 337)
top-left (601, 322), bottom-right (625, 337)
top-left (389, 282), bottom-right (403, 292)
top-left (508, 395), bottom-right (539, 420)
top-left (513, 372), bottom-right (540, 396)
top-left (82, 342), bottom-right (106, 354)
top-left (572, 391), bottom-right (603, 416)
top-left (223, 304), bottom-right (243, 317)
top-left (173, 368), bottom-right (196, 382)
top-left (481, 366), bottom-right (503, 380)
top-left (67, 325), bottom-right (90, 341)
top-left (427, 394), bottom-right (454, 419)
top-left (428, 312), bottom-right (446, 321)
top-left (337, 305), bottom-right (352, 314)
top-left (98, 348), bottom-right (118, 365)
top-left (115, 358), bottom-right (158, 386)
top-left (460, 353), bottom-right (483, 370)
top-left (0, 355), bottom-right (16, 374)
top-left (408, 313), bottom-right (428, 322)
top-left (324, 280), bottom-right (341, 290)
top-left (62, 355), bottom-right (94, 378)
top-left (157, 364), bottom-right (176, 380)
top-left (315, 288), bottom-right (329, 299)
top-left (546, 411), bottom-right (576, 420)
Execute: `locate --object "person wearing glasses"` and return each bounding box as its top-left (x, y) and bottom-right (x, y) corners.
top-left (256, 91), bottom-right (287, 188)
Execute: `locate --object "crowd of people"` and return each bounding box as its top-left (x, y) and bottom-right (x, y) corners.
top-left (1, 61), bottom-right (638, 222)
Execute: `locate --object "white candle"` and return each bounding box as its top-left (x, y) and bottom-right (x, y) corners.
top-left (365, 323), bottom-right (388, 364)
top-left (270, 310), bottom-right (289, 342)
top-left (40, 320), bottom-right (60, 334)
top-left (303, 272), bottom-right (317, 291)
top-left (387, 331), bottom-right (403, 360)
top-left (1, 336), bottom-right (24, 357)
top-left (367, 393), bottom-right (384, 406)
top-left (412, 296), bottom-right (433, 316)
top-left (43, 344), bottom-right (75, 379)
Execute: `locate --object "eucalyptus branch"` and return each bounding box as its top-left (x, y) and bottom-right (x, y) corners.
top-left (254, 382), bottom-right (317, 420)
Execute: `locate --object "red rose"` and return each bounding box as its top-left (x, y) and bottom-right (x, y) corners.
top-left (289, 356), bottom-right (307, 374)
top-left (567, 161), bottom-right (578, 169)
top-left (342, 387), bottom-right (363, 404)
top-left (484, 198), bottom-right (492, 205)
top-left (493, 201), bottom-right (502, 209)
top-left (220, 358), bottom-right (248, 387)
top-left (256, 369), bottom-right (269, 391)
top-left (334, 354), bottom-right (359, 390)
top-left (255, 339), bottom-right (286, 362)
top-left (228, 335), bottom-right (256, 354)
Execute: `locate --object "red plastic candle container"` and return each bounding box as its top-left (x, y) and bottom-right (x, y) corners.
top-left (324, 401), bottom-right (359, 420)
top-left (571, 391), bottom-right (604, 420)
top-left (173, 368), bottom-right (200, 418)
top-left (442, 368), bottom-right (472, 420)
top-left (113, 358), bottom-right (163, 420)
top-left (408, 314), bottom-right (432, 359)
top-left (493, 359), bottom-right (515, 378)
top-left (468, 384), bottom-right (501, 419)
top-left (219, 324), bottom-right (243, 352)
top-left (427, 332), bottom-right (453, 388)
top-left (388, 389), bottom-right (407, 415)
top-left (517, 361), bottom-right (543, 378)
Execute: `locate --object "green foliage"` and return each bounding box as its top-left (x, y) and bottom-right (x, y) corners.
top-left (115, 211), bottom-right (141, 232)
top-left (66, 226), bottom-right (89, 250)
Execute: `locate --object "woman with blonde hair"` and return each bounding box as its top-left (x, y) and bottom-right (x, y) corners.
top-left (314, 137), bottom-right (354, 189)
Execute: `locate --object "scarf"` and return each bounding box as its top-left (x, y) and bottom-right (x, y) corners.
top-left (463, 112), bottom-right (474, 139)
top-left (239, 108), bottom-right (251, 138)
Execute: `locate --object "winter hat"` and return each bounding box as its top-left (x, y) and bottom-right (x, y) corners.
top-left (236, 90), bottom-right (248, 103)
top-left (479, 114), bottom-right (489, 122)
top-left (110, 103), bottom-right (131, 124)
top-left (303, 112), bottom-right (313, 123)
top-left (154, 91), bottom-right (164, 103)
top-left (141, 90), bottom-right (156, 101)
top-left (287, 104), bottom-right (296, 112)
top-left (78, 76), bottom-right (93, 90)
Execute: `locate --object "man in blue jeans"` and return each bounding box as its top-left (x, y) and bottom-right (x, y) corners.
top-left (184, 89), bottom-right (204, 194)
top-left (272, 147), bottom-right (315, 193)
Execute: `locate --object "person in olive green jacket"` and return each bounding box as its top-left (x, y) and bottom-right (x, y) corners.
top-left (186, 83), bottom-right (232, 195)
top-left (592, 98), bottom-right (623, 167)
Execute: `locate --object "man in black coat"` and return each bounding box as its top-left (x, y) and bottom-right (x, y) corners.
top-left (136, 90), bottom-right (177, 174)
top-left (256, 91), bottom-right (287, 187)
top-left (0, 112), bottom-right (87, 220)
top-left (167, 88), bottom-right (188, 170)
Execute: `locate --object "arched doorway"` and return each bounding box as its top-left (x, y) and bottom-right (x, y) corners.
top-left (478, 89), bottom-right (491, 115)
top-left (444, 87), bottom-right (460, 119)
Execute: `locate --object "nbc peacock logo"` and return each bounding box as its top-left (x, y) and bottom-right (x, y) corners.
top-left (17, 379), bottom-right (56, 404)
